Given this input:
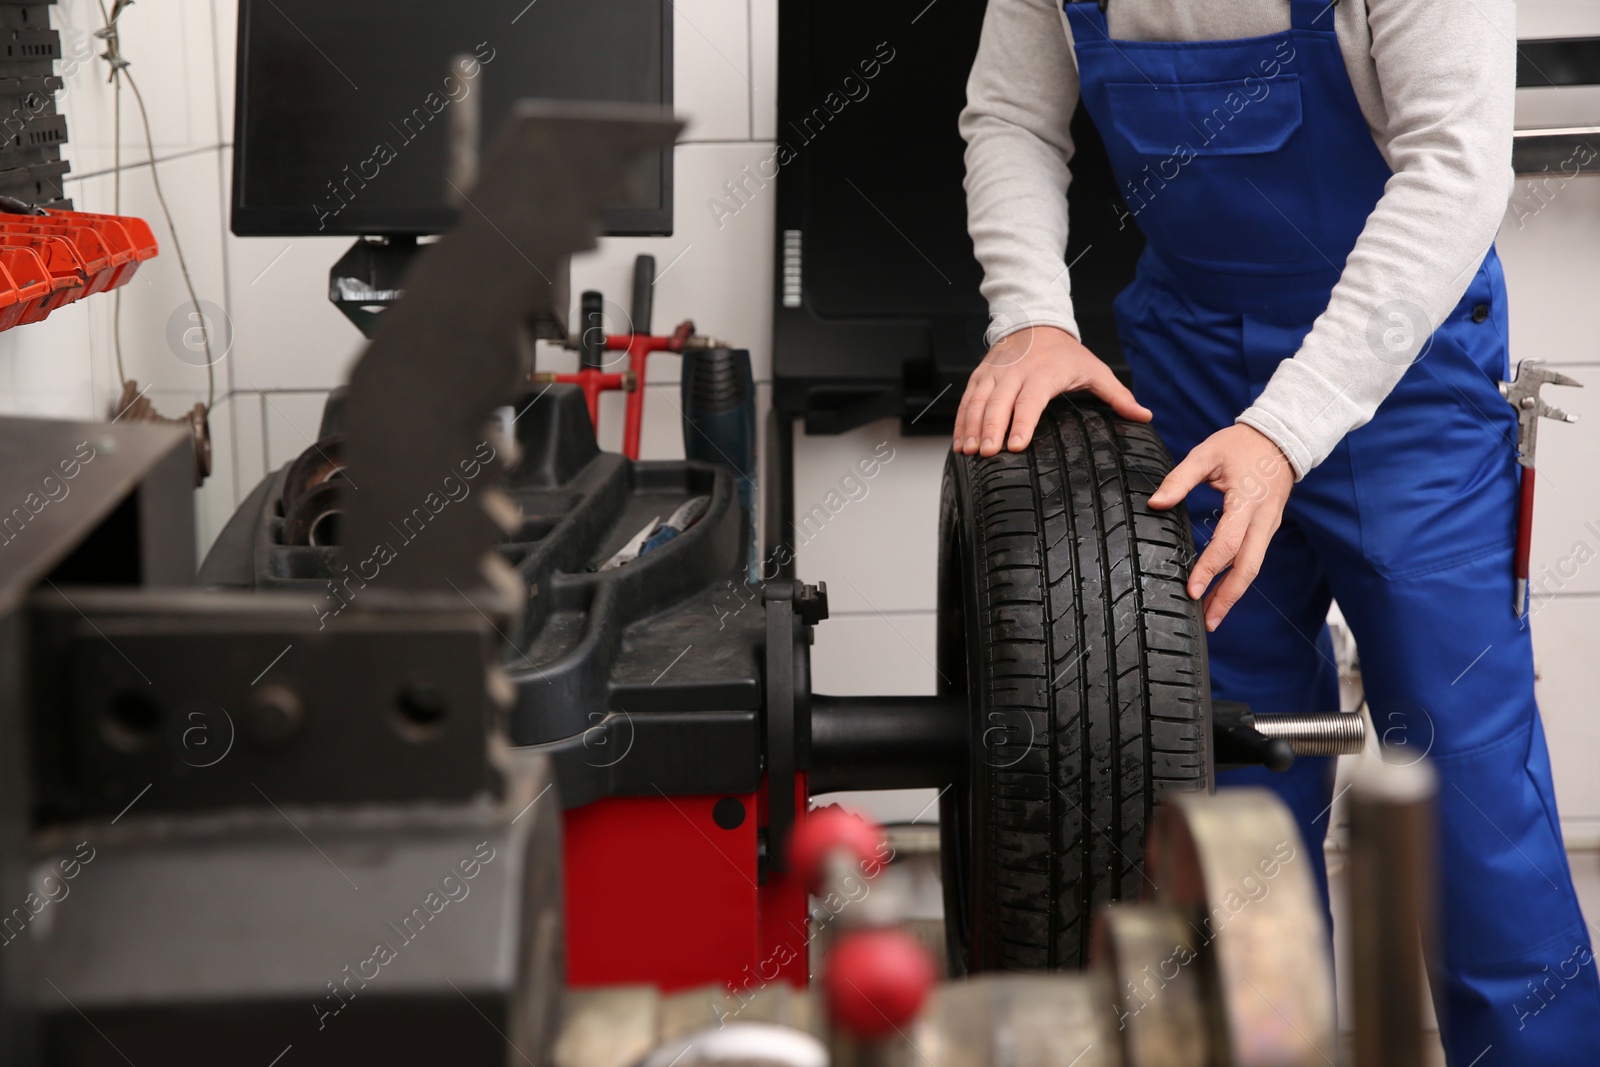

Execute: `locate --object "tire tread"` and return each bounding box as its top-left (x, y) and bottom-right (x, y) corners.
top-left (948, 396), bottom-right (1208, 971)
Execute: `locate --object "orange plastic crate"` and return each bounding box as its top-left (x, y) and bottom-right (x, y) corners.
top-left (0, 210), bottom-right (159, 331)
top-left (0, 218), bottom-right (123, 294)
top-left (0, 233), bottom-right (88, 322)
top-left (51, 209), bottom-right (158, 289)
top-left (0, 247), bottom-right (53, 330)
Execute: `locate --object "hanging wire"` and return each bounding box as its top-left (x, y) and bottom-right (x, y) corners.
top-left (96, 0), bottom-right (126, 386)
top-left (96, 0), bottom-right (215, 411)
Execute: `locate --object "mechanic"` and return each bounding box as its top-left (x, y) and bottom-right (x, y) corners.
top-left (954, 0), bottom-right (1598, 1063)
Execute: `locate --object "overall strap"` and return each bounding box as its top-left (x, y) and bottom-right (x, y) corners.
top-left (1062, 0), bottom-right (1108, 41)
top-left (1289, 0), bottom-right (1337, 33)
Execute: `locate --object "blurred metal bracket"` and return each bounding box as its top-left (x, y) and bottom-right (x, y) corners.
top-left (339, 102), bottom-right (681, 599)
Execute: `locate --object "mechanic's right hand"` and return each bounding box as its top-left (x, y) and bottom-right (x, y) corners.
top-left (954, 326), bottom-right (1152, 456)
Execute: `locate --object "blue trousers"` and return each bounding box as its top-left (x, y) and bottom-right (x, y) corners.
top-left (1116, 249), bottom-right (1600, 1065)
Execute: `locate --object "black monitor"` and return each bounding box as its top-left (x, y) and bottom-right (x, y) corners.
top-left (772, 0), bottom-right (1142, 435)
top-left (231, 0), bottom-right (673, 237)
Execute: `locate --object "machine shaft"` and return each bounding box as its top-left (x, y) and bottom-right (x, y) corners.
top-left (1349, 760), bottom-right (1438, 1067)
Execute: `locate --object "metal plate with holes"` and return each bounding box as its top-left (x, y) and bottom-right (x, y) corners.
top-left (27, 589), bottom-right (503, 820)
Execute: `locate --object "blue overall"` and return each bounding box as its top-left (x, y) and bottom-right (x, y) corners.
top-left (1062, 2), bottom-right (1600, 1062)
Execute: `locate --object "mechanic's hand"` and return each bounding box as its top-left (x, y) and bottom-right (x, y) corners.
top-left (954, 326), bottom-right (1151, 456)
top-left (1148, 424), bottom-right (1294, 632)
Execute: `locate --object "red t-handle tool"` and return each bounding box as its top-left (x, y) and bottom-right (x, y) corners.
top-left (535, 255), bottom-right (725, 460)
top-left (1500, 359), bottom-right (1582, 618)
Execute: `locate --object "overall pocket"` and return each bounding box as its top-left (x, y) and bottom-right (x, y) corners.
top-left (1102, 74), bottom-right (1319, 267)
top-left (1346, 258), bottom-right (1520, 580)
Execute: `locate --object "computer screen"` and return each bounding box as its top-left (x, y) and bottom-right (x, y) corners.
top-left (231, 0), bottom-right (673, 237)
top-left (772, 0), bottom-right (1142, 434)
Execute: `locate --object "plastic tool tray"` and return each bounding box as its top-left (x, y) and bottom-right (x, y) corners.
top-left (0, 209), bottom-right (158, 330)
top-left (198, 385), bottom-right (769, 809)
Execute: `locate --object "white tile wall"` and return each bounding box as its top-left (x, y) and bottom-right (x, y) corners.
top-left (196, 390), bottom-right (239, 545)
top-left (230, 388), bottom-right (268, 502)
top-left (791, 417), bottom-right (948, 615)
top-left (750, 0), bottom-right (779, 142)
top-left (212, 0), bottom-right (238, 144)
top-left (672, 0), bottom-right (752, 142)
top-left (55, 0), bottom-right (224, 175)
top-left (1533, 597), bottom-right (1600, 846)
top-left (1499, 179), bottom-right (1600, 370)
top-left (0, 301), bottom-right (93, 418)
top-left (262, 390), bottom-right (330, 472)
top-left (1514, 84), bottom-right (1600, 129)
top-left (812, 609), bottom-right (940, 698)
top-left (0, 0), bottom-right (1595, 842)
top-left (1518, 0), bottom-right (1600, 38)
top-left (223, 232), bottom-right (366, 393)
top-left (589, 382), bottom-right (686, 459)
top-left (75, 155), bottom-right (231, 399)
top-left (563, 140), bottom-right (780, 383)
top-left (808, 612), bottom-right (943, 828)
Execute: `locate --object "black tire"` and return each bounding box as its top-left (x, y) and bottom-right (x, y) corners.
top-left (937, 396), bottom-right (1211, 974)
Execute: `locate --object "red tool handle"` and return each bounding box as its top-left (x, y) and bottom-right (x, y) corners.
top-left (1515, 467), bottom-right (1535, 583)
top-left (789, 804), bottom-right (886, 891)
top-left (824, 928), bottom-right (936, 1039)
top-left (622, 336), bottom-right (649, 461)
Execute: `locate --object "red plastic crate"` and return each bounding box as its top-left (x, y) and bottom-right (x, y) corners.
top-left (55, 209), bottom-right (158, 289)
top-left (0, 247), bottom-right (52, 330)
top-left (0, 209), bottom-right (158, 330)
top-left (4, 232), bottom-right (89, 322)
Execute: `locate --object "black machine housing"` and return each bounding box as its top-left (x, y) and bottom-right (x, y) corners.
top-left (197, 384), bottom-right (962, 867)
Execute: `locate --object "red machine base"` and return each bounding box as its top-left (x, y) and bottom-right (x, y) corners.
top-left (562, 783), bottom-right (810, 996)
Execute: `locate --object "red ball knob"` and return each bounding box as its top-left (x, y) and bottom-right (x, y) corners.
top-left (789, 805), bottom-right (886, 889)
top-left (824, 929), bottom-right (936, 1039)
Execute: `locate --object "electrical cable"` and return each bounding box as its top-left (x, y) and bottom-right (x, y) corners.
top-left (125, 68), bottom-right (213, 409)
top-left (96, 0), bottom-right (124, 389)
top-left (108, 0), bottom-right (124, 387)
top-left (96, 0), bottom-right (214, 411)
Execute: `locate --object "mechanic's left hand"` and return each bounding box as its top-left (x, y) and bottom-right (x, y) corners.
top-left (1148, 424), bottom-right (1294, 632)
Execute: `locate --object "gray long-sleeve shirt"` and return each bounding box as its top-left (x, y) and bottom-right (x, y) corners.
top-left (961, 0), bottom-right (1516, 477)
